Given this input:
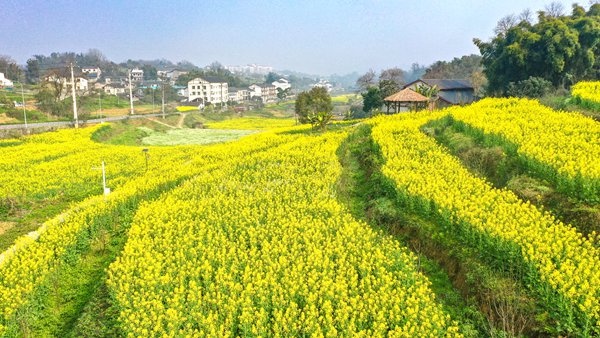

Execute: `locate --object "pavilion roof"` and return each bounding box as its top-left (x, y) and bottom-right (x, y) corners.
top-left (384, 88), bottom-right (428, 102)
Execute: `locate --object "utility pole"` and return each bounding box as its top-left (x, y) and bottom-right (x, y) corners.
top-left (70, 62), bottom-right (78, 128)
top-left (99, 91), bottom-right (103, 122)
top-left (161, 77), bottom-right (165, 119)
top-left (92, 161), bottom-right (110, 197)
top-left (152, 87), bottom-right (155, 114)
top-left (128, 69), bottom-right (134, 115)
top-left (20, 82), bottom-right (27, 130)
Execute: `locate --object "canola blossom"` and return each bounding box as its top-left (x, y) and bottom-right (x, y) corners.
top-left (107, 131), bottom-right (462, 337)
top-left (572, 81), bottom-right (600, 110)
top-left (371, 112), bottom-right (600, 334)
top-left (0, 126), bottom-right (295, 334)
top-left (448, 98), bottom-right (600, 202)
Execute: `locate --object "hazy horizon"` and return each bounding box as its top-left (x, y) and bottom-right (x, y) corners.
top-left (1, 0), bottom-right (580, 75)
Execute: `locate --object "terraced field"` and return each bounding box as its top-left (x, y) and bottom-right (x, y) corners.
top-left (1, 98), bottom-right (598, 336)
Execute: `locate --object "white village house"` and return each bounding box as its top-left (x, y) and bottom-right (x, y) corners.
top-left (249, 83), bottom-right (277, 103)
top-left (0, 73), bottom-right (13, 88)
top-left (312, 79), bottom-right (333, 92)
top-left (103, 83), bottom-right (127, 95)
top-left (228, 88), bottom-right (250, 103)
top-left (272, 78), bottom-right (291, 91)
top-left (187, 76), bottom-right (228, 106)
top-left (81, 67), bottom-right (102, 82)
top-left (157, 69), bottom-right (188, 84)
top-left (44, 69), bottom-right (89, 98)
top-left (130, 68), bottom-right (144, 82)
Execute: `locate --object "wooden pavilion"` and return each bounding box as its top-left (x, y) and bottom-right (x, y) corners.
top-left (384, 88), bottom-right (429, 114)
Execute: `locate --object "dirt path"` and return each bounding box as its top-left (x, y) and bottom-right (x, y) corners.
top-left (176, 113), bottom-right (187, 128)
top-left (146, 117), bottom-right (177, 129)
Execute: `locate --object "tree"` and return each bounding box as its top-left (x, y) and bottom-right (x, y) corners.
top-left (36, 81), bottom-right (69, 117)
top-left (494, 14), bottom-right (517, 36)
top-left (519, 9), bottom-right (534, 24)
top-left (0, 56), bottom-right (21, 81)
top-left (141, 64), bottom-right (158, 80)
top-left (277, 87), bottom-right (291, 101)
top-left (424, 54), bottom-right (483, 79)
top-left (361, 87), bottom-right (383, 113)
top-left (545, 2), bottom-right (565, 18)
top-left (294, 87), bottom-right (333, 128)
top-left (379, 68), bottom-right (405, 87)
top-left (405, 63), bottom-right (426, 83)
top-left (26, 58), bottom-right (41, 84)
top-left (506, 76), bottom-right (552, 98)
top-left (474, 5), bottom-right (600, 95)
top-left (356, 69), bottom-right (376, 92)
top-left (378, 79), bottom-right (400, 113)
top-left (266, 72), bottom-right (281, 84)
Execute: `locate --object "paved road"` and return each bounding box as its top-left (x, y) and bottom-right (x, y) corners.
top-left (0, 113), bottom-right (180, 130)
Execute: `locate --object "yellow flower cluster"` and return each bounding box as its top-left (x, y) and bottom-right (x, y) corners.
top-left (448, 98), bottom-right (600, 201)
top-left (0, 125), bottom-right (294, 334)
top-left (0, 126), bottom-right (190, 205)
top-left (107, 131), bottom-right (461, 337)
top-left (572, 81), bottom-right (600, 109)
top-left (371, 111), bottom-right (600, 332)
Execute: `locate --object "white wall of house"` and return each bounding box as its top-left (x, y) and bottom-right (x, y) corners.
top-left (188, 78), bottom-right (228, 104)
top-left (0, 72), bottom-right (13, 87)
top-left (131, 68), bottom-right (144, 82)
top-left (104, 85), bottom-right (126, 95)
top-left (272, 78), bottom-right (291, 91)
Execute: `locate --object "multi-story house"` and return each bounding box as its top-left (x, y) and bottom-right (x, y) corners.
top-left (187, 76), bottom-right (228, 106)
top-left (228, 88), bottom-right (250, 103)
top-left (249, 83), bottom-right (277, 103)
top-left (131, 68), bottom-right (144, 82)
top-left (81, 67), bottom-right (101, 82)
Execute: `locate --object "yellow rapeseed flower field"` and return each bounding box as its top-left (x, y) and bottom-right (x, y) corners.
top-left (371, 109), bottom-right (600, 334)
top-left (572, 81), bottom-right (600, 110)
top-left (107, 130), bottom-right (461, 336)
top-left (448, 98), bottom-right (600, 202)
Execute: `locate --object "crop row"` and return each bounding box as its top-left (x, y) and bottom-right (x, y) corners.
top-left (107, 131), bottom-right (461, 337)
top-left (371, 112), bottom-right (600, 335)
top-left (572, 81), bottom-right (600, 111)
top-left (447, 98), bottom-right (600, 203)
top-left (0, 126), bottom-right (293, 335)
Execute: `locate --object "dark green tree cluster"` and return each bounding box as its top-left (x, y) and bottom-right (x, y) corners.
top-left (35, 81), bottom-right (71, 118)
top-left (356, 68), bottom-right (404, 113)
top-left (294, 87), bottom-right (333, 129)
top-left (175, 64), bottom-right (247, 88)
top-left (423, 54), bottom-right (483, 79)
top-left (474, 3), bottom-right (600, 95)
top-left (0, 56), bottom-right (22, 81)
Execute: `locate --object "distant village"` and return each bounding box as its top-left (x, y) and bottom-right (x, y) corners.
top-left (0, 63), bottom-right (338, 110)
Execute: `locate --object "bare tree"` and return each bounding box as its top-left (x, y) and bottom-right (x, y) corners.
top-left (545, 1), bottom-right (565, 17)
top-left (379, 67), bottom-right (405, 87)
top-left (356, 69), bottom-right (376, 92)
top-left (494, 14), bottom-right (517, 36)
top-left (518, 8), bottom-right (534, 24)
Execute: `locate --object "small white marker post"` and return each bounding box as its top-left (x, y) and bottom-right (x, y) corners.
top-left (92, 161), bottom-right (110, 197)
